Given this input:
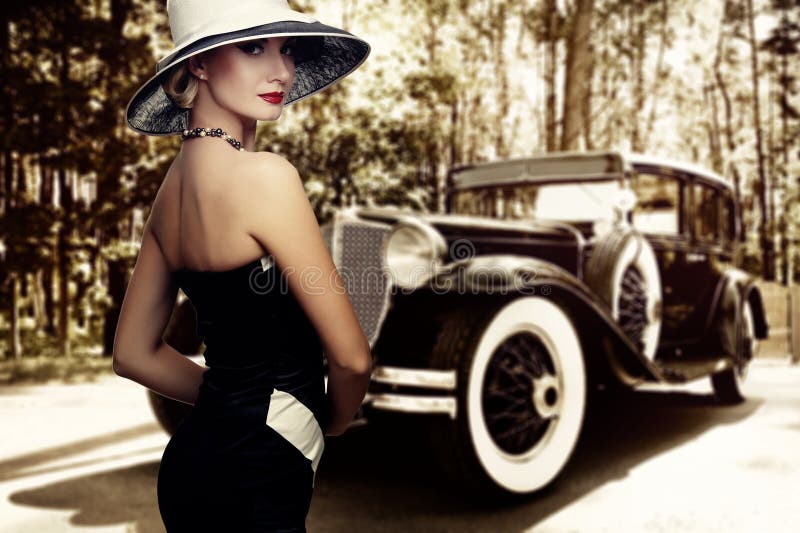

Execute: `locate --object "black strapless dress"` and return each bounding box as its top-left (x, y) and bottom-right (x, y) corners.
top-left (157, 253), bottom-right (329, 533)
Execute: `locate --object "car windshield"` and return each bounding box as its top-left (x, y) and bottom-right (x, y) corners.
top-left (451, 179), bottom-right (622, 222)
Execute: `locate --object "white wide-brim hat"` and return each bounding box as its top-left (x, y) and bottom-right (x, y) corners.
top-left (125, 0), bottom-right (371, 136)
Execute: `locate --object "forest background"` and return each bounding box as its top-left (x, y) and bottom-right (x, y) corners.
top-left (0, 0), bottom-right (798, 370)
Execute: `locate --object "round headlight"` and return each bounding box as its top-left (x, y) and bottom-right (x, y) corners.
top-left (385, 223), bottom-right (444, 288)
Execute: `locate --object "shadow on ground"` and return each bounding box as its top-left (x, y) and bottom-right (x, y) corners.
top-left (7, 388), bottom-right (762, 532)
top-left (0, 423), bottom-right (161, 483)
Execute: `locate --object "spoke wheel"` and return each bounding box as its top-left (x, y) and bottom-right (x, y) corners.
top-left (425, 297), bottom-right (586, 496)
top-left (584, 228), bottom-right (662, 360)
top-left (617, 264), bottom-right (648, 351)
top-left (482, 333), bottom-right (560, 456)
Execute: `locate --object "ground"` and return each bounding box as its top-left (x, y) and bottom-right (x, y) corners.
top-left (0, 357), bottom-right (798, 532)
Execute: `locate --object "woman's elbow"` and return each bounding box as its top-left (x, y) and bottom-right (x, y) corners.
top-left (328, 337), bottom-right (372, 375)
top-left (353, 336), bottom-right (373, 374)
top-left (111, 353), bottom-right (128, 376)
top-left (111, 349), bottom-right (137, 377)
top-left (350, 352), bottom-right (373, 375)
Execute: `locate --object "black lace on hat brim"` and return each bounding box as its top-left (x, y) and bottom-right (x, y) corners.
top-left (125, 20), bottom-right (370, 136)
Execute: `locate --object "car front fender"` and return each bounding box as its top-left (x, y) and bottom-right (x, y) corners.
top-left (386, 254), bottom-right (668, 386)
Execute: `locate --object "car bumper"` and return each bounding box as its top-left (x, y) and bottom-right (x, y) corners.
top-left (325, 365), bottom-right (458, 420)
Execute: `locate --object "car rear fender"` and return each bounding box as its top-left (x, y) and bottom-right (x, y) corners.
top-left (746, 284), bottom-right (769, 339)
top-left (710, 269), bottom-right (769, 356)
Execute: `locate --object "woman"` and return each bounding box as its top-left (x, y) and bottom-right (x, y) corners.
top-left (112, 1), bottom-right (373, 530)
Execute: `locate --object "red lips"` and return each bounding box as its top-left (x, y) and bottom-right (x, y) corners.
top-left (259, 92), bottom-right (284, 104)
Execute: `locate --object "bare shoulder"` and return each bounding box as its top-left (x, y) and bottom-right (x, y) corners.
top-left (235, 150), bottom-right (301, 191)
top-left (235, 151), bottom-right (370, 371)
top-left (233, 151), bottom-right (310, 234)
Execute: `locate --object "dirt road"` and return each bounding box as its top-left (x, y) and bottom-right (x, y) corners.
top-left (1, 358), bottom-right (798, 532)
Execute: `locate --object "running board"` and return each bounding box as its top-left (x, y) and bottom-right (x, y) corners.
top-left (655, 357), bottom-right (734, 383)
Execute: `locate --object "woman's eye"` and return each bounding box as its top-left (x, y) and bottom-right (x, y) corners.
top-left (281, 42), bottom-right (296, 56)
top-left (238, 43), bottom-right (263, 55)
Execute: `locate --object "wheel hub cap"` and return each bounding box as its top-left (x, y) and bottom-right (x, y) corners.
top-left (481, 332), bottom-right (561, 455)
top-left (531, 373), bottom-right (561, 419)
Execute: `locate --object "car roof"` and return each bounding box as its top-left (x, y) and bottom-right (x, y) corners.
top-left (625, 152), bottom-right (732, 191)
top-left (449, 151), bottom-right (626, 189)
top-left (449, 150), bottom-right (733, 192)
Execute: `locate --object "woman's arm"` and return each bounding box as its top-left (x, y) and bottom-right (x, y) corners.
top-left (239, 152), bottom-right (372, 437)
top-left (114, 341), bottom-right (207, 406)
top-left (113, 222), bottom-right (206, 405)
top-left (323, 361), bottom-right (371, 436)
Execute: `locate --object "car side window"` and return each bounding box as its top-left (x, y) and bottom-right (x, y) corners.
top-left (719, 189), bottom-right (736, 243)
top-left (494, 188), bottom-right (506, 218)
top-left (693, 182), bottom-right (718, 242)
top-left (630, 172), bottom-right (681, 235)
top-left (454, 189), bottom-right (491, 217)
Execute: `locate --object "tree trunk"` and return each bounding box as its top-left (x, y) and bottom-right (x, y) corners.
top-left (492, 2), bottom-right (510, 159)
top-left (446, 98), bottom-right (458, 213)
top-left (9, 273), bottom-right (21, 360)
top-left (582, 41), bottom-right (595, 150)
top-left (643, 0), bottom-right (669, 149)
top-left (778, 14), bottom-right (791, 285)
top-left (766, 71), bottom-right (787, 284)
top-left (103, 258), bottom-right (128, 357)
top-left (0, 14), bottom-right (9, 214)
top-left (32, 268), bottom-right (46, 330)
top-left (745, 0), bottom-right (773, 280)
top-left (629, 0), bottom-right (646, 152)
top-left (713, 10), bottom-right (744, 266)
top-left (705, 81), bottom-right (724, 174)
top-left (56, 166), bottom-right (72, 358)
top-left (561, 0), bottom-right (595, 150)
top-left (544, 0), bottom-right (559, 152)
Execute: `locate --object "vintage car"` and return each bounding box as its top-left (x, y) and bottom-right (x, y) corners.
top-left (151, 150), bottom-right (769, 497)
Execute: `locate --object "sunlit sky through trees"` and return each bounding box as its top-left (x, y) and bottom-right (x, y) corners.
top-left (276, 1), bottom-right (781, 160)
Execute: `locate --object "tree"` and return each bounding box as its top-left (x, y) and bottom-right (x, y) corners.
top-left (1, 0), bottom-right (166, 358)
top-left (561, 0), bottom-right (595, 150)
top-left (745, 0), bottom-right (774, 280)
top-left (762, 0), bottom-right (800, 284)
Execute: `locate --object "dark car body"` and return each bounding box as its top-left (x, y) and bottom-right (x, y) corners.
top-left (326, 152), bottom-right (766, 405)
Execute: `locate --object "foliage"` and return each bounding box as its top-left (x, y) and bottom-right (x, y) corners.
top-left (2, 0), bottom-right (799, 362)
top-left (0, 351), bottom-right (114, 385)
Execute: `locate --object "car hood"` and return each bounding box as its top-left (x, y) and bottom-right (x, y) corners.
top-left (344, 205), bottom-right (584, 274)
top-left (348, 205), bottom-right (581, 241)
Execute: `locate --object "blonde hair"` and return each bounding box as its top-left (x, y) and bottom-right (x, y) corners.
top-left (161, 59), bottom-right (199, 108)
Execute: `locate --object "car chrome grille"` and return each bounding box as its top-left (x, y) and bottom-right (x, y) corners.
top-left (321, 215), bottom-right (392, 347)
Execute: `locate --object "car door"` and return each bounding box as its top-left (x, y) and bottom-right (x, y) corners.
top-left (629, 165), bottom-right (692, 352)
top-left (681, 177), bottom-right (731, 341)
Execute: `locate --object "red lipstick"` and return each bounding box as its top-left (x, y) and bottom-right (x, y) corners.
top-left (259, 92), bottom-right (284, 104)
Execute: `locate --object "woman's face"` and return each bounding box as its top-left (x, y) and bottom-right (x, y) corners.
top-left (192, 36), bottom-right (297, 121)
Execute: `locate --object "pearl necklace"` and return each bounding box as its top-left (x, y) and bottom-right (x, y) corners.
top-left (180, 127), bottom-right (245, 151)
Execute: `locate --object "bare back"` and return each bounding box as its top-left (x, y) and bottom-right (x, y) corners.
top-left (146, 141), bottom-right (371, 377)
top-left (149, 143), bottom-right (267, 273)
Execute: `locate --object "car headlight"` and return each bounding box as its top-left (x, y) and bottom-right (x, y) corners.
top-left (384, 220), bottom-right (447, 288)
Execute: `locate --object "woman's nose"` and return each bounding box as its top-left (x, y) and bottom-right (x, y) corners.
top-left (266, 45), bottom-right (292, 82)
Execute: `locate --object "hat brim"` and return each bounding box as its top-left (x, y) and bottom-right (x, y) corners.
top-left (125, 20), bottom-right (370, 136)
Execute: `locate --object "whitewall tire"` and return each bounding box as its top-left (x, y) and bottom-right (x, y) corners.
top-left (426, 296), bottom-right (586, 495)
top-left (584, 229), bottom-right (662, 361)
